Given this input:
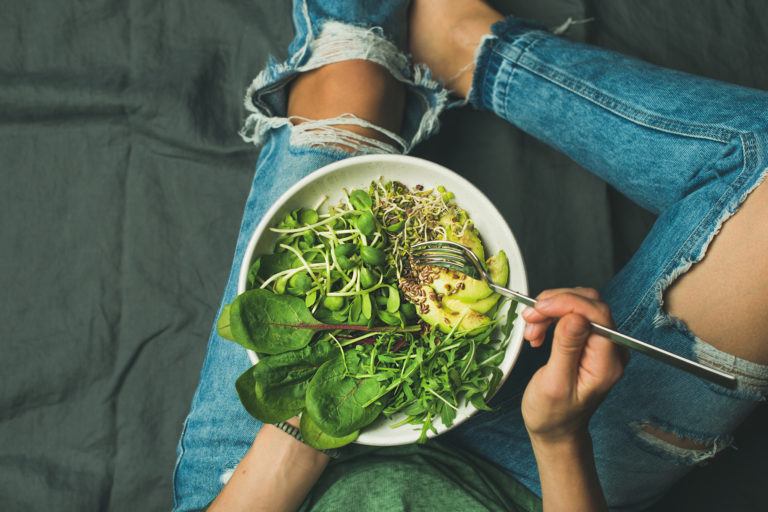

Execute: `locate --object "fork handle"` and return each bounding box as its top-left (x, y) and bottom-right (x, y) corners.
top-left (489, 284), bottom-right (737, 388)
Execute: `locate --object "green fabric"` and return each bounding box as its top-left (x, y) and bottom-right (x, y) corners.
top-left (302, 443), bottom-right (541, 512)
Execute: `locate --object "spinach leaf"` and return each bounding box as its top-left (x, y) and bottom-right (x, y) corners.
top-left (229, 288), bottom-right (318, 354)
top-left (236, 340), bottom-right (335, 423)
top-left (217, 304), bottom-right (234, 341)
top-left (300, 412), bottom-right (359, 450)
top-left (228, 289), bottom-right (420, 354)
top-left (246, 257), bottom-right (261, 290)
top-left (305, 351), bottom-right (387, 437)
top-left (258, 252), bottom-right (298, 280)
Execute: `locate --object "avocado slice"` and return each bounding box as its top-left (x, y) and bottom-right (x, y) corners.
top-left (437, 251), bottom-right (508, 315)
top-left (429, 268), bottom-right (493, 302)
top-left (439, 212), bottom-right (485, 261)
top-left (443, 293), bottom-right (500, 315)
top-left (487, 250), bottom-right (509, 286)
top-left (410, 286), bottom-right (489, 334)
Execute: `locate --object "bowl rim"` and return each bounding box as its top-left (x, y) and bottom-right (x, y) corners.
top-left (236, 153), bottom-right (528, 445)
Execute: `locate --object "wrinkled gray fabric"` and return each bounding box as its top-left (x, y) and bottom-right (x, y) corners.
top-left (0, 0), bottom-right (765, 510)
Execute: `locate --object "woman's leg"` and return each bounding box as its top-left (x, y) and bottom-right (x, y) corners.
top-left (412, 1), bottom-right (768, 508)
top-left (172, 2), bottom-right (449, 510)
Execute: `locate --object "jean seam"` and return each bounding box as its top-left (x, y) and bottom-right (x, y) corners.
top-left (618, 131), bottom-right (762, 336)
top-left (489, 34), bottom-right (545, 119)
top-left (514, 51), bottom-right (736, 144)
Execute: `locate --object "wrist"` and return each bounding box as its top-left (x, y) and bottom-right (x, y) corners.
top-left (262, 423), bottom-right (330, 466)
top-left (529, 429), bottom-right (592, 458)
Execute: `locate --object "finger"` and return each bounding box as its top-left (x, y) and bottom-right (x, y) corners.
top-left (537, 287), bottom-right (601, 302)
top-left (524, 321), bottom-right (551, 346)
top-left (524, 288), bottom-right (602, 323)
top-left (534, 292), bottom-right (614, 328)
top-left (547, 313), bottom-right (591, 381)
top-left (579, 336), bottom-right (626, 394)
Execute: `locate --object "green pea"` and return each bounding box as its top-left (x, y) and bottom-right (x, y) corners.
top-left (349, 189), bottom-right (373, 211)
top-left (360, 246), bottom-right (385, 266)
top-left (334, 244), bottom-right (356, 258)
top-left (322, 295), bottom-right (345, 311)
top-left (354, 211), bottom-right (376, 237)
top-left (287, 272), bottom-right (312, 295)
top-left (299, 208), bottom-right (319, 225)
top-left (360, 267), bottom-right (379, 289)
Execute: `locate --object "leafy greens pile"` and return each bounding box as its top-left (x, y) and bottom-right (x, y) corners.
top-left (218, 180), bottom-right (516, 449)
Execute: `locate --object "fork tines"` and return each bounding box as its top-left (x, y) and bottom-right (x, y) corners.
top-left (410, 241), bottom-right (477, 276)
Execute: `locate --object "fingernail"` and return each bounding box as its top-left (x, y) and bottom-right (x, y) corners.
top-left (524, 324), bottom-right (535, 338)
top-left (522, 307), bottom-right (534, 319)
top-left (536, 297), bottom-right (552, 309)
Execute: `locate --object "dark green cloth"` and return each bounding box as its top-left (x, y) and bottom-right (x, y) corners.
top-left (1, 1), bottom-right (767, 511)
top-left (303, 443), bottom-right (541, 512)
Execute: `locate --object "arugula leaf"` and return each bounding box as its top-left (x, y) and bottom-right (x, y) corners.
top-left (305, 351), bottom-right (388, 437)
top-left (300, 412), bottom-right (359, 449)
top-left (229, 289), bottom-right (318, 354)
top-left (235, 340), bottom-right (335, 423)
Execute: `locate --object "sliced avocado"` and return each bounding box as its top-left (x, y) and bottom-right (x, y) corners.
top-left (487, 250), bottom-right (509, 286)
top-left (439, 211), bottom-right (485, 261)
top-left (443, 293), bottom-right (500, 315)
top-left (430, 268), bottom-right (493, 302)
top-left (417, 286), bottom-right (491, 334)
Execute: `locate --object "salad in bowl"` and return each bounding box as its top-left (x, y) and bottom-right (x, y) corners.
top-left (217, 155), bottom-right (527, 448)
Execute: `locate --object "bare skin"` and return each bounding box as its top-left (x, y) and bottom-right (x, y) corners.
top-left (522, 289), bottom-right (626, 512)
top-left (287, 59), bottom-right (405, 148)
top-left (410, 0), bottom-right (768, 368)
top-left (409, 0), bottom-right (503, 96)
top-left (665, 179), bottom-right (768, 365)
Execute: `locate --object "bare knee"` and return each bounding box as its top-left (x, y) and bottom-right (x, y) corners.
top-left (287, 60), bottom-right (405, 153)
top-left (664, 178), bottom-right (768, 365)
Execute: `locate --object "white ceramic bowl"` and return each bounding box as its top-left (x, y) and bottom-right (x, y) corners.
top-left (238, 154), bottom-right (527, 446)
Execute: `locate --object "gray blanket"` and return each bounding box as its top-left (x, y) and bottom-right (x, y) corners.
top-left (1, 0), bottom-right (765, 510)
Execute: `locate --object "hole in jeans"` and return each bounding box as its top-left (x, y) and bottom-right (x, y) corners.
top-left (289, 114), bottom-right (404, 155)
top-left (631, 420), bottom-right (732, 465)
top-left (640, 424), bottom-right (709, 451)
top-left (662, 175), bottom-right (768, 366)
top-left (219, 468), bottom-right (235, 485)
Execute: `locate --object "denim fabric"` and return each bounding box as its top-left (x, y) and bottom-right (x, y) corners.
top-left (174, 9), bottom-right (768, 512)
top-left (240, 0), bottom-right (447, 154)
top-left (450, 17), bottom-right (768, 510)
top-left (172, 1), bottom-right (449, 510)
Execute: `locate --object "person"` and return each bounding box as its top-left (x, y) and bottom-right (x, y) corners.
top-left (173, 1), bottom-right (768, 510)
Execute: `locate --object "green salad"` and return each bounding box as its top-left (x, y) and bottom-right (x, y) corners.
top-left (217, 180), bottom-right (516, 449)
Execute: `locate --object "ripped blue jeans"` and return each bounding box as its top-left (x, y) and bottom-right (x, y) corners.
top-left (173, 12), bottom-right (768, 512)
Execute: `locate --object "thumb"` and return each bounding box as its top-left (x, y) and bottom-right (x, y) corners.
top-left (547, 313), bottom-right (591, 381)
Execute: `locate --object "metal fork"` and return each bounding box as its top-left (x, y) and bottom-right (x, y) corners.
top-left (411, 240), bottom-right (737, 388)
